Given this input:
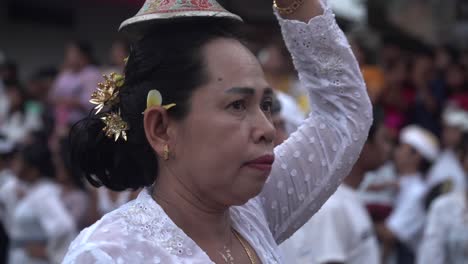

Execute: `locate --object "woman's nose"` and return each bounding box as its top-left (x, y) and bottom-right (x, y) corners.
top-left (252, 111), bottom-right (276, 145)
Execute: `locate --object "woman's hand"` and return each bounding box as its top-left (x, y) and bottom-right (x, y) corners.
top-left (275, 0), bottom-right (323, 22)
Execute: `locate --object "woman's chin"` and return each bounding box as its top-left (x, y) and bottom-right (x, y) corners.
top-left (231, 181), bottom-right (267, 205)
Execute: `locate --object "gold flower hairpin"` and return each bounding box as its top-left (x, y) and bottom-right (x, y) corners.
top-left (101, 111), bottom-right (129, 141)
top-left (90, 71), bottom-right (176, 142)
top-left (145, 89), bottom-right (176, 113)
top-left (90, 73), bottom-right (125, 114)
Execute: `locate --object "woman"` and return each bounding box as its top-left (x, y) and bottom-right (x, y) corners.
top-left (49, 40), bottom-right (102, 134)
top-left (418, 134), bottom-right (468, 264)
top-left (0, 140), bottom-right (75, 264)
top-left (64, 0), bottom-right (372, 263)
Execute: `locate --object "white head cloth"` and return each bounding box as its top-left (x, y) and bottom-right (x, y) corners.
top-left (400, 125), bottom-right (439, 161)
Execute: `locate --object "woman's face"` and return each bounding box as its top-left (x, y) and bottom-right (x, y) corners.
top-left (167, 38), bottom-right (275, 206)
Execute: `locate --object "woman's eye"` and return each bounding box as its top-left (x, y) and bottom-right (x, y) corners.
top-left (229, 100), bottom-right (246, 111)
top-left (261, 100), bottom-right (273, 113)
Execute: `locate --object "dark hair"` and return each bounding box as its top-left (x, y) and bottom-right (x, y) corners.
top-left (368, 106), bottom-right (385, 142)
top-left (19, 141), bottom-right (54, 179)
top-left (70, 18), bottom-right (243, 191)
top-left (408, 146), bottom-right (432, 175)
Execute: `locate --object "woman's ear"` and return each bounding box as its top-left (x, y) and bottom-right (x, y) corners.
top-left (144, 107), bottom-right (170, 159)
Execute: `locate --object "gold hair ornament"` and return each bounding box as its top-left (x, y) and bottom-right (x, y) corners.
top-left (90, 73), bottom-right (125, 114)
top-left (101, 111), bottom-right (129, 142)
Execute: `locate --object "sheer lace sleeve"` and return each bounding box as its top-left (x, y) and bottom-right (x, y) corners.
top-left (258, 1), bottom-right (372, 244)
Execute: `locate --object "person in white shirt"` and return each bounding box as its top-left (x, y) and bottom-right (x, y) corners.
top-left (280, 110), bottom-right (392, 264)
top-left (418, 134), bottom-right (468, 264)
top-left (0, 140), bottom-right (76, 264)
top-left (426, 106), bottom-right (468, 194)
top-left (0, 137), bottom-right (15, 264)
top-left (377, 125), bottom-right (439, 264)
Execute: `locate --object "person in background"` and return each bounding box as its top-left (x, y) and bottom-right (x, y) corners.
top-left (377, 125), bottom-right (439, 264)
top-left (26, 67), bottom-right (58, 140)
top-left (0, 137), bottom-right (16, 264)
top-left (49, 40), bottom-right (102, 135)
top-left (426, 105), bottom-right (468, 194)
top-left (350, 38), bottom-right (385, 104)
top-left (418, 134), bottom-right (468, 264)
top-left (53, 137), bottom-right (90, 230)
top-left (0, 139), bottom-right (75, 264)
top-left (280, 110), bottom-right (391, 264)
top-left (408, 50), bottom-right (444, 136)
top-left (0, 79), bottom-right (43, 144)
top-left (103, 38), bottom-right (130, 75)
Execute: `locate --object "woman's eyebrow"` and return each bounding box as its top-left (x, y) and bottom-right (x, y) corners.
top-left (225, 87), bottom-right (255, 95)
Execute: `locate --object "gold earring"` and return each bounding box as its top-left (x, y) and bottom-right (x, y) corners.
top-left (163, 144), bottom-right (170, 160)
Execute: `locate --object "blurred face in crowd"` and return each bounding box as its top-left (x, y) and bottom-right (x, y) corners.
top-left (412, 54), bottom-right (434, 85)
top-left (385, 60), bottom-right (407, 86)
top-left (64, 44), bottom-right (87, 72)
top-left (110, 41), bottom-right (128, 67)
top-left (152, 38), bottom-right (275, 206)
top-left (394, 143), bottom-right (421, 173)
top-left (362, 124), bottom-right (392, 171)
top-left (442, 124), bottom-right (463, 149)
top-left (5, 84), bottom-right (24, 112)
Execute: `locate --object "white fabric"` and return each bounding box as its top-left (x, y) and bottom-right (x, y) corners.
top-left (97, 188), bottom-right (132, 216)
top-left (400, 125), bottom-right (439, 161)
top-left (63, 3), bottom-right (372, 263)
top-left (0, 170), bottom-right (18, 229)
top-left (276, 91), bottom-right (305, 135)
top-left (0, 180), bottom-right (76, 264)
top-left (426, 149), bottom-right (466, 193)
top-left (280, 185), bottom-right (380, 264)
top-left (359, 162), bottom-right (398, 206)
top-left (386, 173), bottom-right (427, 251)
top-left (443, 106), bottom-right (468, 131)
top-left (0, 110), bottom-right (43, 144)
top-left (418, 192), bottom-right (468, 264)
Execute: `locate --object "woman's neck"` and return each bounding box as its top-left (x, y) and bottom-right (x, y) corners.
top-left (152, 172), bottom-right (232, 245)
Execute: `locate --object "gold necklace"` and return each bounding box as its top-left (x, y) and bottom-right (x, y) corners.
top-left (232, 229), bottom-right (256, 264)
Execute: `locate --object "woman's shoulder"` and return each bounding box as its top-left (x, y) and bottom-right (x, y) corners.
top-left (63, 190), bottom-right (184, 263)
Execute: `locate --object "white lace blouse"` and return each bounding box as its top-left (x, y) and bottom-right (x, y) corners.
top-left (63, 2), bottom-right (372, 263)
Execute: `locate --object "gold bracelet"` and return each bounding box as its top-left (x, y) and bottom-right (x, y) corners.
top-left (273, 0), bottom-right (305, 15)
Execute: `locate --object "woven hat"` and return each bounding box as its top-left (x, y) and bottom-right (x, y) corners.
top-left (119, 0), bottom-right (242, 37)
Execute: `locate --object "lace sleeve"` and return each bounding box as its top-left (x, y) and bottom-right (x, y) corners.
top-left (257, 1), bottom-right (372, 244)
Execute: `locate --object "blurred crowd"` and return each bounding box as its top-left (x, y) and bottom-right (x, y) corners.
top-left (1, 28), bottom-right (468, 264)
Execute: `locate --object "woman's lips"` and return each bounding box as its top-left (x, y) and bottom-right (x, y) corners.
top-left (245, 154), bottom-right (275, 172)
